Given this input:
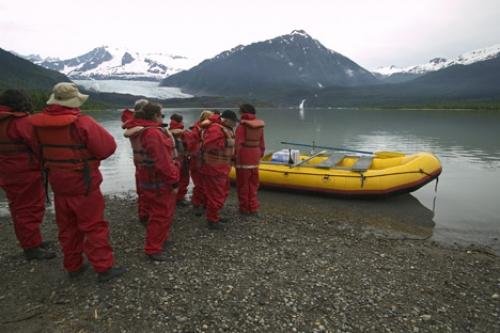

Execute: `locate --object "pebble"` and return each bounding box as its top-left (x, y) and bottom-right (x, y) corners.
top-left (421, 314), bottom-right (432, 321)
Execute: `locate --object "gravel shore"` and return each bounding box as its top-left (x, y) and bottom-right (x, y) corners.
top-left (0, 190), bottom-right (499, 333)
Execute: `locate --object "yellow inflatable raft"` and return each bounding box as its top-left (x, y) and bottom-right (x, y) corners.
top-left (230, 150), bottom-right (442, 197)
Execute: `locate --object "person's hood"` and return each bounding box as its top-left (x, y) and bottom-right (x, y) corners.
top-left (123, 126), bottom-right (145, 138)
top-left (0, 105), bottom-right (14, 113)
top-left (240, 113), bottom-right (256, 121)
top-left (169, 119), bottom-right (184, 130)
top-left (42, 104), bottom-right (81, 116)
top-left (122, 118), bottom-right (159, 129)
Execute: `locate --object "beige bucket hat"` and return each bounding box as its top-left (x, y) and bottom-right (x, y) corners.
top-left (47, 82), bottom-right (89, 108)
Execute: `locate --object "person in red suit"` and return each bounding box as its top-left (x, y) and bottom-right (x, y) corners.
top-left (121, 99), bottom-right (149, 225)
top-left (199, 110), bottom-right (237, 229)
top-left (168, 113), bottom-right (190, 206)
top-left (0, 89), bottom-right (55, 260)
top-left (235, 104), bottom-right (265, 215)
top-left (123, 103), bottom-right (180, 261)
top-left (30, 82), bottom-right (126, 282)
top-left (182, 110), bottom-right (213, 215)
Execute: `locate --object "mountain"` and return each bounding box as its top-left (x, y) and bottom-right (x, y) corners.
top-left (373, 44), bottom-right (500, 83)
top-left (160, 30), bottom-right (378, 96)
top-left (36, 46), bottom-right (196, 81)
top-left (0, 48), bottom-right (71, 90)
top-left (277, 56), bottom-right (500, 107)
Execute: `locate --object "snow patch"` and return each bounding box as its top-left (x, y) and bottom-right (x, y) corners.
top-left (373, 43), bottom-right (500, 76)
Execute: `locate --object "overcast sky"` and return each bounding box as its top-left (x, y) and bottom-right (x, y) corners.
top-left (1, 0), bottom-right (499, 69)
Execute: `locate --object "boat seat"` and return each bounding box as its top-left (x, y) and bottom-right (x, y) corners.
top-left (315, 153), bottom-right (346, 169)
top-left (351, 156), bottom-right (374, 172)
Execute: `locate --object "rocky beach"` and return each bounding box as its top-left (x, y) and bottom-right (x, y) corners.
top-left (0, 190), bottom-right (499, 333)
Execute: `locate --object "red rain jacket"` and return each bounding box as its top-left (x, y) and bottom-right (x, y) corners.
top-left (124, 118), bottom-right (179, 191)
top-left (30, 105), bottom-right (116, 195)
top-left (235, 113), bottom-right (265, 167)
top-left (0, 106), bottom-right (41, 176)
top-left (200, 115), bottom-right (235, 176)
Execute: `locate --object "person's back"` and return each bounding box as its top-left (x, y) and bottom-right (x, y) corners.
top-left (200, 110), bottom-right (237, 229)
top-left (30, 82), bottom-right (126, 282)
top-left (183, 110), bottom-right (213, 214)
top-left (200, 113), bottom-right (235, 176)
top-left (31, 104), bottom-right (116, 195)
top-left (124, 103), bottom-right (180, 261)
top-left (169, 113), bottom-right (190, 205)
top-left (0, 89), bottom-right (55, 260)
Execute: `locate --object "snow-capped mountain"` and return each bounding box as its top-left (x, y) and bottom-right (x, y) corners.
top-left (35, 46), bottom-right (197, 81)
top-left (373, 44), bottom-right (500, 81)
top-left (161, 29), bottom-right (378, 96)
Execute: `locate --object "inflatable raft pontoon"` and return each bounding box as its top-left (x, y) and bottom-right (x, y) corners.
top-left (230, 149), bottom-right (442, 197)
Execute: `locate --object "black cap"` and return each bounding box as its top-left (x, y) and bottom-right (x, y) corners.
top-left (221, 109), bottom-right (238, 122)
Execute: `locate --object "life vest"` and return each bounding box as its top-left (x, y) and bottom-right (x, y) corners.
top-left (0, 112), bottom-right (30, 155)
top-left (202, 123), bottom-right (235, 165)
top-left (127, 126), bottom-right (178, 191)
top-left (240, 119), bottom-right (265, 148)
top-left (30, 113), bottom-right (97, 172)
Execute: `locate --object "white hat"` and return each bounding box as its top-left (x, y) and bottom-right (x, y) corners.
top-left (47, 82), bottom-right (89, 108)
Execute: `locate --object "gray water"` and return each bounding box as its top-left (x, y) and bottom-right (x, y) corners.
top-left (1, 108), bottom-right (500, 252)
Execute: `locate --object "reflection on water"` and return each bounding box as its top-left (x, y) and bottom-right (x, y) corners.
top-left (1, 108), bottom-right (499, 253)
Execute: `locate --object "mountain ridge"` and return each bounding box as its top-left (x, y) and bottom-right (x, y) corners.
top-left (160, 30), bottom-right (379, 96)
top-left (28, 46), bottom-right (197, 81)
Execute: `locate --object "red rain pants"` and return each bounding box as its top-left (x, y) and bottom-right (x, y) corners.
top-left (1, 171), bottom-right (45, 249)
top-left (54, 189), bottom-right (114, 273)
top-left (236, 168), bottom-right (260, 213)
top-left (202, 174), bottom-right (230, 223)
top-left (143, 189), bottom-right (176, 255)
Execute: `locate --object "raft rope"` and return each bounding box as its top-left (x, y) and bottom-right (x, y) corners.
top-left (259, 167), bottom-right (437, 179)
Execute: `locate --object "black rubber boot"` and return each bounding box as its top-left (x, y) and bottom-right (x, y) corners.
top-left (24, 246), bottom-right (56, 260)
top-left (97, 266), bottom-right (127, 283)
top-left (147, 252), bottom-right (170, 262)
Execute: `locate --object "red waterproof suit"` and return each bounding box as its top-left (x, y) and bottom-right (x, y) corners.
top-left (0, 106), bottom-right (45, 249)
top-left (30, 105), bottom-right (116, 273)
top-left (121, 109), bottom-right (147, 222)
top-left (199, 115), bottom-right (235, 223)
top-left (124, 119), bottom-right (179, 255)
top-left (169, 119), bottom-right (190, 203)
top-left (235, 113), bottom-right (265, 213)
top-left (183, 121), bottom-right (205, 208)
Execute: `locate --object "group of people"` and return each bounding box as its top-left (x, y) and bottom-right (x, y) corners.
top-left (0, 82), bottom-right (265, 282)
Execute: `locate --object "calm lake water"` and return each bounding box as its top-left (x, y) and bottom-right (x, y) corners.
top-left (1, 108), bottom-right (500, 252)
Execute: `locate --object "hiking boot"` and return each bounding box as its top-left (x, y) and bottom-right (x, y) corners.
top-left (97, 266), bottom-right (127, 283)
top-left (68, 263), bottom-right (89, 279)
top-left (207, 221), bottom-right (224, 230)
top-left (147, 252), bottom-right (170, 262)
top-left (24, 246), bottom-right (56, 261)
